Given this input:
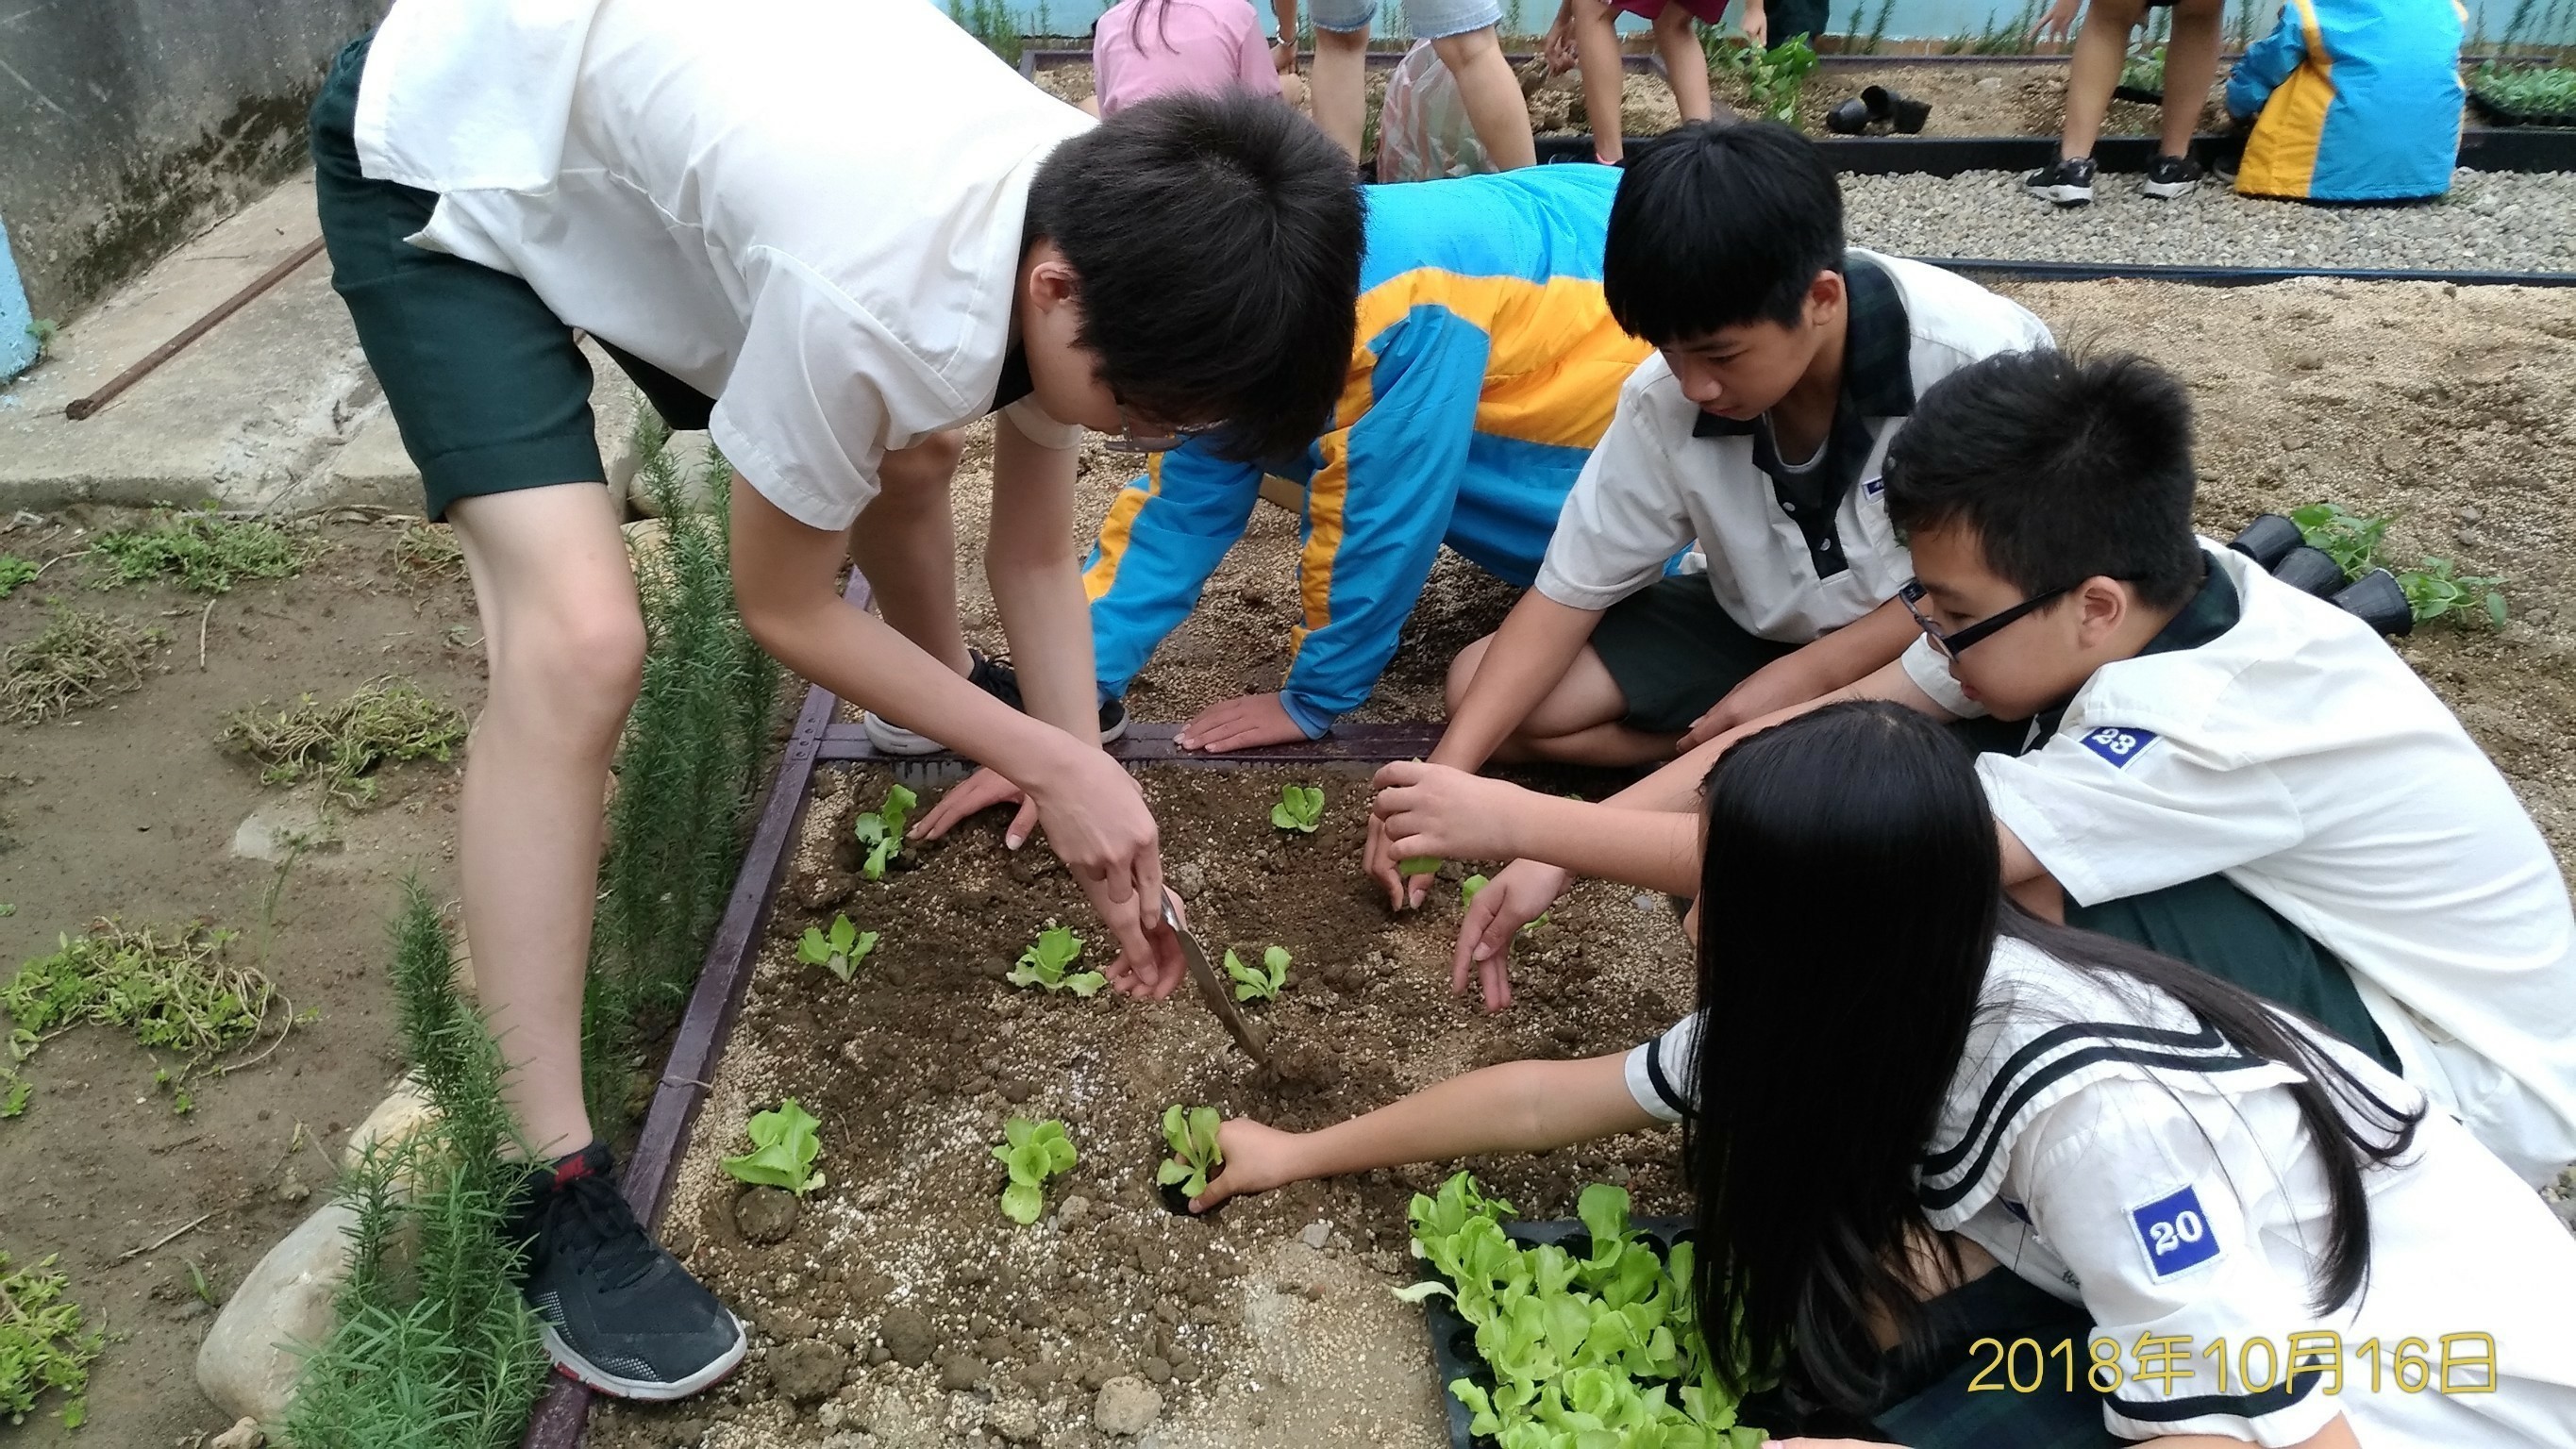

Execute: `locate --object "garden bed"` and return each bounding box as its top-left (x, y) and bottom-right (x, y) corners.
top-left (586, 763), bottom-right (1697, 1449)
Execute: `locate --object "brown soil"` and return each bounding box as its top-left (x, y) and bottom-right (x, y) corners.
top-left (588, 763), bottom-right (1693, 1449)
top-left (0, 509), bottom-right (484, 1446)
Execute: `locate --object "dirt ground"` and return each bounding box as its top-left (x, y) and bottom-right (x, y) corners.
top-left (589, 763), bottom-right (1694, 1449)
top-left (1029, 56), bottom-right (2219, 141)
top-left (0, 509), bottom-right (485, 1447)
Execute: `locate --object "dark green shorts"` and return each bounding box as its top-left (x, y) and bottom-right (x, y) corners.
top-left (1587, 575), bottom-right (1798, 734)
top-left (309, 33), bottom-right (713, 522)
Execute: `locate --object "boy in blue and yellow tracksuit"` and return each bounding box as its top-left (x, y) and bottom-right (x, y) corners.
top-left (1082, 165), bottom-right (1648, 749)
top-left (2226, 0), bottom-right (2464, 203)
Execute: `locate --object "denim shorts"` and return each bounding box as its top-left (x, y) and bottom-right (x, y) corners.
top-left (1310, 0), bottom-right (1503, 40)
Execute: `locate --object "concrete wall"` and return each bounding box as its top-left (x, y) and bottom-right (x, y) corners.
top-left (0, 0), bottom-right (388, 325)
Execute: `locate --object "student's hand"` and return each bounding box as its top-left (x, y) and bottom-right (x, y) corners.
top-left (1737, 0), bottom-right (1768, 49)
top-left (2029, 0), bottom-right (2081, 44)
top-left (1274, 37), bottom-right (1297, 72)
top-left (1175, 692), bottom-right (1309, 753)
top-left (1453, 859), bottom-right (1572, 1011)
top-left (1103, 911), bottom-right (1189, 1001)
top-left (1370, 760), bottom-right (1530, 869)
top-left (1541, 15), bottom-right (1576, 72)
top-left (1023, 744), bottom-right (1168, 972)
top-left (1362, 813), bottom-right (1436, 911)
top-left (1677, 656), bottom-right (1826, 750)
top-left (1189, 1118), bottom-right (1309, 1210)
top-left (911, 768), bottom-right (1038, 848)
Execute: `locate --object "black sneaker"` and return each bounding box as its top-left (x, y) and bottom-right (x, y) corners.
top-left (2024, 156), bottom-right (2098, 207)
top-left (508, 1142), bottom-right (745, 1402)
top-left (2139, 154), bottom-right (2203, 199)
top-left (862, 649), bottom-right (1130, 756)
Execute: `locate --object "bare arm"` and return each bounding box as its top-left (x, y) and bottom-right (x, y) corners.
top-left (1615, 654), bottom-right (1951, 815)
top-left (1678, 596), bottom-right (1920, 749)
top-left (1193, 1051), bottom-right (1657, 1208)
top-left (983, 415), bottom-right (1096, 744)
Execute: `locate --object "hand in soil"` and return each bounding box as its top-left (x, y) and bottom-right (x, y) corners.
top-left (1103, 915), bottom-right (1188, 1001)
top-left (1024, 745), bottom-right (1169, 968)
top-left (911, 765), bottom-right (1035, 848)
top-left (1173, 691), bottom-right (1307, 754)
top-left (1452, 859), bottom-right (1574, 1012)
top-left (1361, 812), bottom-right (1436, 912)
top-left (1185, 1118), bottom-right (1302, 1211)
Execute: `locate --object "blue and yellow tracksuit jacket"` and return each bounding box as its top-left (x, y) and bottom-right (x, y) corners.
top-left (2226, 0), bottom-right (2464, 202)
top-left (1081, 165), bottom-right (1647, 738)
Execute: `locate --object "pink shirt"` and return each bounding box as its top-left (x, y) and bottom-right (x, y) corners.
top-left (1092, 0), bottom-right (1279, 117)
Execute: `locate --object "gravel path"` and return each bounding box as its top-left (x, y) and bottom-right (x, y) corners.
top-left (1846, 168), bottom-right (2576, 275)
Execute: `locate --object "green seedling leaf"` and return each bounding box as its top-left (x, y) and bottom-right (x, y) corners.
top-left (992, 1116), bottom-right (1078, 1224)
top-left (797, 914), bottom-right (878, 983)
top-left (852, 783), bottom-right (921, 880)
top-left (1224, 944), bottom-right (1291, 1003)
top-left (1159, 1103), bottom-right (1225, 1198)
top-left (2397, 555), bottom-right (2509, 629)
top-left (722, 1097), bottom-right (826, 1196)
top-left (1270, 783), bottom-right (1325, 832)
top-left (1008, 923), bottom-right (1104, 996)
top-left (1462, 873), bottom-right (1488, 907)
top-left (1398, 855), bottom-right (1442, 875)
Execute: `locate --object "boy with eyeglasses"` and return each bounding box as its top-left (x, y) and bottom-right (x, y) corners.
top-left (1367, 348), bottom-right (2576, 1188)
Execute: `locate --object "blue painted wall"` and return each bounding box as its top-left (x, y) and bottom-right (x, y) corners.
top-left (0, 216), bottom-right (36, 380)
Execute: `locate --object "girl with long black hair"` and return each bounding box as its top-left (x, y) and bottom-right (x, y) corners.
top-left (1193, 702), bottom-right (2576, 1445)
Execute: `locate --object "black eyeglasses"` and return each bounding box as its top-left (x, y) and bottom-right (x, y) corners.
top-left (1900, 578), bottom-right (2068, 658)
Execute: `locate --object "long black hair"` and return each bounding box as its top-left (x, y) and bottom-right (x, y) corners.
top-left (1681, 702), bottom-right (2422, 1415)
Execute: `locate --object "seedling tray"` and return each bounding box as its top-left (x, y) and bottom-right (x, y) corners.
top-left (1416, 1213), bottom-right (1694, 1449)
top-left (2470, 90), bottom-right (2576, 128)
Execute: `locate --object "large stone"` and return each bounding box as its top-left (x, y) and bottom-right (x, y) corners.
top-left (196, 1201), bottom-right (359, 1424)
top-left (341, 1078), bottom-right (439, 1171)
top-left (769, 1338), bottom-right (847, 1405)
top-left (1093, 1376), bottom-right (1163, 1437)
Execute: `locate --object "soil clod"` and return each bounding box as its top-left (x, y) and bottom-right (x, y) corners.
top-left (767, 1337), bottom-right (846, 1404)
top-left (732, 1185), bottom-right (799, 1244)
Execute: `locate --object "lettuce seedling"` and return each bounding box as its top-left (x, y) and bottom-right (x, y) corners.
top-left (797, 914), bottom-right (878, 983)
top-left (851, 782), bottom-right (920, 881)
top-left (1398, 856), bottom-right (1443, 876)
top-left (1157, 1104), bottom-right (1224, 1198)
top-left (1271, 784), bottom-right (1324, 833)
top-left (1225, 945), bottom-right (1289, 1002)
top-left (991, 1116), bottom-right (1078, 1224)
top-left (1009, 923), bottom-right (1104, 996)
top-left (723, 1097), bottom-right (825, 1196)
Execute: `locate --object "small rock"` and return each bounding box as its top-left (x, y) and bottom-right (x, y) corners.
top-left (1298, 1220), bottom-right (1330, 1250)
top-left (734, 1186), bottom-right (799, 1244)
top-left (940, 1352), bottom-right (986, 1391)
top-left (1056, 1193), bottom-right (1093, 1226)
top-left (985, 1400), bottom-right (1041, 1441)
top-left (1170, 862), bottom-right (1207, 898)
top-left (1094, 1376), bottom-right (1163, 1436)
top-left (211, 1416), bottom-right (266, 1449)
top-left (276, 1178), bottom-right (311, 1206)
top-left (771, 1339), bottom-right (848, 1404)
top-left (1976, 74), bottom-right (2003, 89)
top-left (879, 1305), bottom-right (937, 1367)
top-left (1141, 1356), bottom-right (1172, 1384)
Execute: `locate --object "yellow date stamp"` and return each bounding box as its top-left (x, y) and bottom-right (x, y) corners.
top-left (1966, 1332), bottom-right (2499, 1396)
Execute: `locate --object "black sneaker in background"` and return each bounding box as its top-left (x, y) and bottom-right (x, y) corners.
top-left (862, 648), bottom-right (1131, 756)
top-left (509, 1141), bottom-right (745, 1402)
top-left (2139, 154), bottom-right (2204, 199)
top-left (2024, 156), bottom-right (2099, 207)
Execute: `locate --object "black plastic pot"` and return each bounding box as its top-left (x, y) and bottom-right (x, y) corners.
top-left (2331, 567), bottom-right (2415, 638)
top-left (2113, 83), bottom-right (2165, 105)
top-left (2228, 513), bottom-right (2305, 570)
top-left (1415, 1215), bottom-right (1693, 1449)
top-left (2272, 545), bottom-right (2350, 598)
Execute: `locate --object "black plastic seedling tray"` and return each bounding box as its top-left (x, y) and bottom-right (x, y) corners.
top-left (1416, 1214), bottom-right (1695, 1449)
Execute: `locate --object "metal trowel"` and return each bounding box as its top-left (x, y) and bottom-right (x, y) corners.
top-left (1162, 891), bottom-right (1270, 1068)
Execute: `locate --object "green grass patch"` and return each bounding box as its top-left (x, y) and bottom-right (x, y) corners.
top-left (2474, 62), bottom-right (2576, 114)
top-left (1, 605), bottom-right (165, 724)
top-left (87, 508), bottom-right (317, 593)
top-left (0, 556), bottom-right (37, 599)
top-left (220, 677), bottom-right (467, 808)
top-left (0, 1248), bottom-right (104, 1428)
top-left (281, 879), bottom-right (551, 1449)
top-left (581, 416), bottom-right (780, 1139)
top-left (0, 919), bottom-right (288, 1117)
top-left (392, 522), bottom-right (467, 585)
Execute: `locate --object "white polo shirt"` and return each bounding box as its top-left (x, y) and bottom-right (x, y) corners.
top-left (353, 0), bottom-right (1093, 531)
top-left (1534, 249), bottom-right (2051, 714)
top-left (1948, 544), bottom-right (2576, 1184)
top-left (1629, 938), bottom-right (2576, 1446)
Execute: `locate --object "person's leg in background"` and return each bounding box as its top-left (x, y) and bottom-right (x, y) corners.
top-left (1571, 0), bottom-right (1634, 163)
top-left (2059, 0), bottom-right (2142, 164)
top-left (1651, 2), bottom-right (1713, 125)
top-left (2143, 0), bottom-right (2222, 194)
top-left (1427, 21), bottom-right (1540, 168)
top-left (1308, 0), bottom-right (1378, 160)
top-left (445, 486), bottom-right (644, 1160)
top-left (849, 428), bottom-right (973, 674)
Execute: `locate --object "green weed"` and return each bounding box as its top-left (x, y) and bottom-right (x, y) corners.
top-left (392, 522), bottom-right (467, 584)
top-left (219, 677), bottom-right (467, 808)
top-left (0, 921), bottom-right (281, 1097)
top-left (87, 508), bottom-right (316, 593)
top-left (948, 0), bottom-right (1024, 65)
top-left (1, 605), bottom-right (165, 724)
top-left (0, 556), bottom-right (36, 598)
top-left (23, 319), bottom-right (58, 363)
top-left (0, 1249), bottom-right (103, 1428)
top-left (282, 878), bottom-right (550, 1449)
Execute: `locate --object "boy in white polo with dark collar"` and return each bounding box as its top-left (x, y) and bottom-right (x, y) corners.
top-left (1371, 120), bottom-right (2051, 905)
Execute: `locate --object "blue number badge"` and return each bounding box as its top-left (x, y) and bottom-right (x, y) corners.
top-left (1863, 475), bottom-right (1887, 498)
top-left (2081, 726), bottom-right (2159, 768)
top-left (2130, 1186), bottom-right (2221, 1277)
